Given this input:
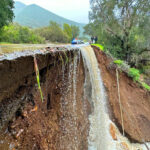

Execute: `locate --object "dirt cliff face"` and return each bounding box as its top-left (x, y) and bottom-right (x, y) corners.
top-left (93, 46), bottom-right (150, 143)
top-left (0, 48), bottom-right (91, 150)
top-left (1, 45), bottom-right (150, 149)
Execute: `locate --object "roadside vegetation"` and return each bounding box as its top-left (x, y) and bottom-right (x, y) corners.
top-left (85, 0), bottom-right (150, 63)
top-left (0, 22), bottom-right (81, 44)
top-left (92, 43), bottom-right (150, 91)
top-left (113, 58), bottom-right (150, 91)
top-left (113, 60), bottom-right (123, 66)
top-left (91, 44), bottom-right (104, 51)
top-left (35, 21), bottom-right (80, 43)
top-left (0, 1), bottom-right (81, 44)
top-left (0, 23), bottom-right (45, 44)
top-left (87, 0), bottom-right (150, 87)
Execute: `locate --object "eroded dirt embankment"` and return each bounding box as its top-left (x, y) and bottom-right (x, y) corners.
top-left (93, 46), bottom-right (150, 143)
top-left (1, 45), bottom-right (150, 149)
top-left (0, 48), bottom-right (91, 150)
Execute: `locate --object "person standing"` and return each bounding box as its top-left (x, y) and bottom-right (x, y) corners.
top-left (91, 36), bottom-right (94, 44)
top-left (95, 36), bottom-right (98, 44)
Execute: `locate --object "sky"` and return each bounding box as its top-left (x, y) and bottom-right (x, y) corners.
top-left (15, 0), bottom-right (90, 24)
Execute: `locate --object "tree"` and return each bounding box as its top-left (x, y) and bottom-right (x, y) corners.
top-left (84, 23), bottom-right (95, 36)
top-left (87, 0), bottom-right (150, 62)
top-left (0, 0), bottom-right (14, 30)
top-left (35, 21), bottom-right (69, 43)
top-left (63, 23), bottom-right (72, 41)
top-left (71, 25), bottom-right (80, 38)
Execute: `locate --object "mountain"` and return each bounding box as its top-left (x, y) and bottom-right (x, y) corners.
top-left (14, 1), bottom-right (26, 16)
top-left (13, 2), bottom-right (85, 34)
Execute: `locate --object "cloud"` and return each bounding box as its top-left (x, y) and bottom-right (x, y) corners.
top-left (15, 0), bottom-right (90, 23)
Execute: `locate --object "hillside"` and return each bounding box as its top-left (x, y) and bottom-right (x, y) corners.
top-left (13, 2), bottom-right (85, 33)
top-left (13, 1), bottom-right (26, 16)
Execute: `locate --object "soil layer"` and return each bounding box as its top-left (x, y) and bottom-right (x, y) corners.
top-left (93, 46), bottom-right (150, 143)
top-left (0, 49), bottom-right (91, 150)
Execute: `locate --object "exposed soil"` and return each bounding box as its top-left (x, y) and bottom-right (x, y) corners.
top-left (93, 46), bottom-right (150, 143)
top-left (1, 45), bottom-right (150, 150)
top-left (0, 49), bottom-right (91, 150)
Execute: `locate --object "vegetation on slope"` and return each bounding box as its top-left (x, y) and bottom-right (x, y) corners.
top-left (87, 0), bottom-right (150, 87)
top-left (91, 44), bottom-right (104, 51)
top-left (93, 44), bottom-right (150, 91)
top-left (115, 59), bottom-right (150, 91)
top-left (85, 0), bottom-right (150, 64)
top-left (114, 60), bottom-right (123, 66)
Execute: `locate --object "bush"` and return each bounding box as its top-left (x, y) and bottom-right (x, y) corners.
top-left (113, 58), bottom-right (150, 91)
top-left (141, 82), bottom-right (150, 91)
top-left (128, 68), bottom-right (140, 81)
top-left (114, 60), bottom-right (123, 66)
top-left (0, 23), bottom-right (45, 44)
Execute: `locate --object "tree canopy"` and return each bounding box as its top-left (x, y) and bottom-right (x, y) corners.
top-left (35, 22), bottom-right (81, 43)
top-left (63, 23), bottom-right (72, 41)
top-left (85, 0), bottom-right (150, 62)
top-left (71, 25), bottom-right (80, 38)
top-left (0, 0), bottom-right (14, 29)
top-left (35, 21), bottom-right (70, 43)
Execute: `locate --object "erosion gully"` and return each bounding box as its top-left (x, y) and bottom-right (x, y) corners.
top-left (0, 44), bottom-right (149, 150)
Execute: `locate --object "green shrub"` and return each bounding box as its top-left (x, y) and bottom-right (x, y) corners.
top-left (128, 68), bottom-right (140, 81)
top-left (91, 44), bottom-right (104, 51)
top-left (141, 82), bottom-right (150, 91)
top-left (114, 60), bottom-right (123, 66)
top-left (0, 23), bottom-right (45, 44)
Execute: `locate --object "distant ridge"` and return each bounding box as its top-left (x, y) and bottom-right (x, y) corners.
top-left (13, 1), bottom-right (85, 33)
top-left (14, 1), bottom-right (26, 16)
